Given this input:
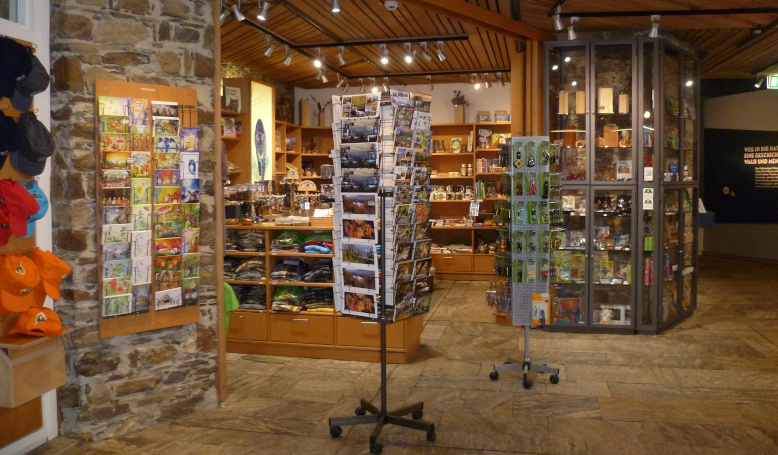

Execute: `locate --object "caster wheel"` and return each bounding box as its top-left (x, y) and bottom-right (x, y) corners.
top-left (489, 371), bottom-right (499, 381)
top-left (412, 409), bottom-right (423, 420)
top-left (549, 374), bottom-right (560, 384)
top-left (523, 380), bottom-right (533, 389)
top-left (355, 406), bottom-right (366, 416)
top-left (370, 442), bottom-right (383, 454)
top-left (426, 430), bottom-right (437, 443)
top-left (329, 426), bottom-right (342, 439)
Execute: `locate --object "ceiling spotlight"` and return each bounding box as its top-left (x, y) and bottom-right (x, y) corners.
top-left (256, 1), bottom-right (269, 21)
top-left (483, 73), bottom-right (492, 89)
top-left (552, 64), bottom-right (559, 70)
top-left (231, 0), bottom-right (246, 21)
top-left (497, 72), bottom-right (505, 87)
top-left (427, 75), bottom-right (434, 91)
top-left (336, 74), bottom-right (345, 89)
top-left (472, 73), bottom-right (481, 90)
top-left (420, 42), bottom-right (433, 62)
top-left (567, 17), bottom-right (579, 41)
top-left (337, 46), bottom-right (347, 66)
top-left (313, 47), bottom-right (322, 68)
top-left (553, 10), bottom-right (564, 31)
top-left (755, 77), bottom-right (764, 88)
top-left (404, 42), bottom-right (416, 63)
top-left (435, 41), bottom-right (447, 62)
top-left (371, 77), bottom-right (378, 93)
top-left (380, 44), bottom-right (389, 65)
top-left (648, 15), bottom-right (660, 38)
top-left (263, 35), bottom-right (274, 57)
top-left (332, 0), bottom-right (341, 13)
top-left (644, 110), bottom-right (651, 119)
top-left (342, 82), bottom-right (350, 93)
top-left (382, 77), bottom-right (390, 92)
top-left (359, 78), bottom-right (365, 93)
top-left (219, 1), bottom-right (228, 24)
top-left (685, 80), bottom-right (693, 87)
top-left (320, 71), bottom-right (328, 84)
top-left (564, 56), bottom-right (571, 63)
top-left (283, 45), bottom-right (292, 65)
top-left (571, 80), bottom-right (578, 87)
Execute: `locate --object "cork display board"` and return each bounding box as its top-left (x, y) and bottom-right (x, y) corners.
top-left (95, 80), bottom-right (200, 338)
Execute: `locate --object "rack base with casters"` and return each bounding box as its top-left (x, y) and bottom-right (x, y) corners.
top-left (489, 325), bottom-right (560, 389)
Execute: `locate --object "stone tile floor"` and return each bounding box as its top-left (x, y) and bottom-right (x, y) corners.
top-left (32, 256), bottom-right (778, 454)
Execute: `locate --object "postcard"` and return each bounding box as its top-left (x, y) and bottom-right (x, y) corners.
top-left (156, 269), bottom-right (182, 291)
top-left (129, 125), bottom-right (151, 151)
top-left (412, 185), bottom-right (431, 203)
top-left (414, 276), bottom-right (433, 296)
top-left (412, 168), bottom-right (429, 186)
top-left (132, 256), bottom-right (152, 284)
top-left (155, 221), bottom-right (181, 239)
top-left (395, 242), bottom-right (413, 262)
top-left (414, 258), bottom-right (432, 277)
top-left (182, 203), bottom-right (199, 230)
top-left (394, 128), bottom-right (413, 148)
top-left (131, 178), bottom-right (152, 205)
top-left (181, 179), bottom-right (200, 203)
top-left (412, 92), bottom-right (432, 113)
top-left (132, 283), bottom-right (152, 313)
top-left (100, 115), bottom-right (130, 134)
top-left (103, 258), bottom-right (131, 279)
top-left (154, 186), bottom-right (181, 204)
top-left (341, 118), bottom-right (380, 144)
top-left (182, 253), bottom-right (200, 278)
top-left (414, 222), bottom-right (431, 241)
top-left (396, 261), bottom-right (414, 282)
top-left (395, 204), bottom-right (413, 224)
top-left (414, 294), bottom-right (431, 315)
top-left (342, 219), bottom-right (376, 242)
top-left (103, 276), bottom-right (131, 297)
top-left (394, 106), bottom-right (414, 129)
top-left (343, 268), bottom-right (378, 293)
top-left (394, 186), bottom-right (412, 204)
top-left (340, 143), bottom-right (379, 169)
top-left (153, 117), bottom-right (179, 137)
top-left (154, 134), bottom-right (180, 153)
top-left (181, 152), bottom-right (199, 179)
top-left (151, 101), bottom-right (178, 118)
top-left (341, 243), bottom-right (377, 269)
top-left (395, 224), bottom-right (413, 244)
top-left (102, 150), bottom-right (131, 170)
top-left (183, 277), bottom-right (200, 306)
top-left (343, 291), bottom-right (376, 315)
top-left (182, 228), bottom-right (199, 254)
top-left (342, 193), bottom-right (377, 218)
top-left (395, 148), bottom-right (414, 166)
top-left (413, 240), bottom-right (432, 260)
top-left (155, 152), bottom-right (181, 170)
top-left (156, 255), bottom-right (182, 273)
top-left (180, 127), bottom-right (199, 152)
top-left (102, 223), bottom-right (132, 244)
top-left (155, 287), bottom-right (182, 311)
top-left (155, 237), bottom-right (182, 256)
top-left (128, 98), bottom-right (149, 126)
top-left (413, 148), bottom-right (431, 167)
top-left (153, 169), bottom-right (179, 187)
top-left (154, 204), bottom-right (181, 223)
top-left (102, 188), bottom-right (131, 207)
top-left (414, 203), bottom-right (431, 223)
top-left (99, 96), bottom-right (129, 116)
top-left (132, 204), bottom-right (152, 231)
top-left (341, 169), bottom-right (379, 193)
top-left (103, 206), bottom-right (130, 225)
top-left (131, 230), bottom-right (152, 258)
top-left (103, 294), bottom-right (132, 317)
top-left (102, 170), bottom-right (129, 189)
top-left (100, 133), bottom-right (130, 154)
top-left (131, 151), bottom-right (151, 178)
top-left (103, 242), bottom-right (131, 261)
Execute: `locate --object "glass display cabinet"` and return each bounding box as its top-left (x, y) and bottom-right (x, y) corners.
top-left (545, 36), bottom-right (698, 333)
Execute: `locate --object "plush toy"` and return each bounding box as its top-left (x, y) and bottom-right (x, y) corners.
top-left (600, 308), bottom-right (613, 324)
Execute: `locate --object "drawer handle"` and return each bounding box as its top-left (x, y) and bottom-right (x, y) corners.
top-left (361, 321), bottom-right (378, 325)
top-left (443, 256), bottom-right (453, 259)
top-left (292, 318), bottom-right (309, 322)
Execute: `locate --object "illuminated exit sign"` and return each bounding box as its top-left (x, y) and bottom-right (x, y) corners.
top-left (767, 75), bottom-right (778, 89)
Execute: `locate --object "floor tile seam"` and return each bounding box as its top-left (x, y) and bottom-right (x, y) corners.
top-left (171, 418), bottom-right (323, 437)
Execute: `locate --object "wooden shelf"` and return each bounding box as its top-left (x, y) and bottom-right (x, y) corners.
top-left (221, 109), bottom-right (244, 116)
top-left (269, 281), bottom-right (333, 287)
top-left (475, 172), bottom-right (503, 176)
top-left (225, 279), bottom-right (264, 285)
top-left (430, 200), bottom-right (472, 203)
top-left (475, 148), bottom-right (502, 152)
top-left (221, 136), bottom-right (240, 141)
top-left (270, 251), bottom-right (334, 258)
top-left (301, 153), bottom-right (331, 157)
top-left (431, 175), bottom-right (472, 180)
top-left (431, 152), bottom-right (474, 156)
top-left (225, 251), bottom-right (265, 257)
top-left (431, 225), bottom-right (497, 230)
top-left (270, 310), bottom-right (335, 316)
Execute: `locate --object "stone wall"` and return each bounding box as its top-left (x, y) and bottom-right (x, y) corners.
top-left (49, 0), bottom-right (218, 441)
top-left (222, 61), bottom-right (295, 123)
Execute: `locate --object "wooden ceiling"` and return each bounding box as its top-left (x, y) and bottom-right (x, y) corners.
top-left (220, 0), bottom-right (778, 88)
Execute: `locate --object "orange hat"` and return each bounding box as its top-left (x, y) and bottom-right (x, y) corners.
top-left (30, 248), bottom-right (71, 300)
top-left (0, 254), bottom-right (41, 312)
top-left (8, 307), bottom-right (63, 337)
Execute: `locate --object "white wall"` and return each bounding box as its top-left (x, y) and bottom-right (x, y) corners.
top-left (703, 89), bottom-right (778, 262)
top-left (295, 81), bottom-right (512, 126)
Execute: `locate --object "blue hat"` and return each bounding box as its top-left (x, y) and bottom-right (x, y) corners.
top-left (19, 180), bottom-right (48, 239)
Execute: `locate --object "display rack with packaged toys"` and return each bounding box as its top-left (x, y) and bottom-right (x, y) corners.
top-left (488, 137), bottom-right (560, 388)
top-left (544, 37), bottom-right (699, 333)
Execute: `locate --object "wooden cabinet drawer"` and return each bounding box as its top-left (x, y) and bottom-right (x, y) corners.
top-left (473, 255), bottom-right (495, 273)
top-left (270, 313), bottom-right (334, 345)
top-left (336, 317), bottom-right (404, 349)
top-left (432, 254), bottom-right (472, 272)
top-left (227, 311), bottom-right (268, 341)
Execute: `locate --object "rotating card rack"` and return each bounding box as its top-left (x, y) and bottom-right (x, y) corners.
top-left (489, 136), bottom-right (561, 388)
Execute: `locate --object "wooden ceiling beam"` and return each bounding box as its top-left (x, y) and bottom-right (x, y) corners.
top-left (295, 35), bottom-right (470, 48)
top-left (403, 0), bottom-right (555, 42)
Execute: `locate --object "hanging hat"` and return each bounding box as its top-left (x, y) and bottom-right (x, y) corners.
top-left (30, 248), bottom-right (70, 300)
top-left (0, 253), bottom-right (42, 312)
top-left (0, 37), bottom-right (32, 99)
top-left (19, 181), bottom-right (48, 239)
top-left (10, 54), bottom-right (50, 111)
top-left (8, 307), bottom-right (63, 337)
top-left (0, 178), bottom-right (40, 237)
top-left (10, 111), bottom-right (55, 176)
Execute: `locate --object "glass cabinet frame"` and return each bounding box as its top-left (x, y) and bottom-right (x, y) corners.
top-left (545, 36), bottom-right (699, 334)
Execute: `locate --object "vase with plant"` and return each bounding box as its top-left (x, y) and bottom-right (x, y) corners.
top-left (452, 91), bottom-right (469, 123)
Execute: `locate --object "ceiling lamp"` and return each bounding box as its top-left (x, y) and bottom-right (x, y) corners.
top-left (231, 0), bottom-right (246, 21)
top-left (256, 1), bottom-right (269, 21)
top-left (380, 44), bottom-right (389, 65)
top-left (359, 78), bottom-right (365, 93)
top-left (648, 15), bottom-right (660, 38)
top-left (219, 1), bottom-right (228, 24)
top-left (382, 77), bottom-right (390, 92)
top-left (435, 41), bottom-right (447, 62)
top-left (404, 42), bottom-right (416, 63)
top-left (567, 17), bottom-right (579, 41)
top-left (313, 47), bottom-right (322, 68)
top-left (342, 81), bottom-right (350, 92)
top-left (283, 45), bottom-right (292, 65)
top-left (685, 80), bottom-right (693, 87)
top-left (472, 73), bottom-right (481, 90)
top-left (336, 74), bottom-right (345, 89)
top-left (337, 46), bottom-right (347, 66)
top-left (320, 70), bottom-right (328, 84)
top-left (371, 77), bottom-right (378, 93)
top-left (497, 72), bottom-right (505, 87)
top-left (420, 42), bottom-right (433, 62)
top-left (553, 10), bottom-right (564, 31)
top-left (483, 73), bottom-right (492, 89)
top-left (263, 35), bottom-right (274, 57)
top-left (332, 0), bottom-right (341, 13)
top-left (755, 77), bottom-right (764, 88)
top-left (427, 75), bottom-right (434, 91)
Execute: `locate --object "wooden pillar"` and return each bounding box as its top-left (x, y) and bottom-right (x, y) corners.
top-left (510, 50), bottom-right (525, 137)
top-left (530, 39), bottom-right (543, 136)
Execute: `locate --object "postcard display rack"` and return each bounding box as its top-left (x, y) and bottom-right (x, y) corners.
top-left (329, 91), bottom-right (436, 454)
top-left (488, 137), bottom-right (560, 388)
top-left (95, 81), bottom-right (201, 338)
